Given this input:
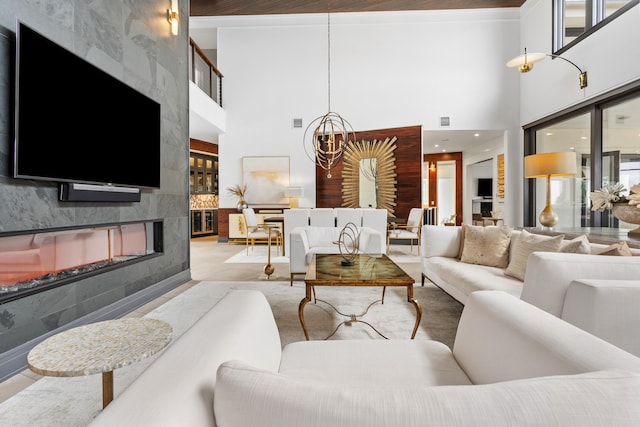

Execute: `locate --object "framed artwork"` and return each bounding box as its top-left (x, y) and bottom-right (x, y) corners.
top-left (242, 156), bottom-right (290, 205)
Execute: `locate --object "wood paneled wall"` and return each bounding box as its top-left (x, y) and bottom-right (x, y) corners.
top-left (423, 152), bottom-right (463, 226)
top-left (316, 125), bottom-right (422, 221)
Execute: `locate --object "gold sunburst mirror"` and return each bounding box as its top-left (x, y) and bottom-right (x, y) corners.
top-left (342, 137), bottom-right (397, 215)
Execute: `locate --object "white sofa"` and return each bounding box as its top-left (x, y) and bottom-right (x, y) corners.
top-left (288, 225), bottom-right (383, 284)
top-left (283, 208), bottom-right (388, 255)
top-left (420, 224), bottom-right (640, 355)
top-left (91, 289), bottom-right (640, 427)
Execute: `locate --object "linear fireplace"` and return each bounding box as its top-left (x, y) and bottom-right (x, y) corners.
top-left (0, 220), bottom-right (163, 303)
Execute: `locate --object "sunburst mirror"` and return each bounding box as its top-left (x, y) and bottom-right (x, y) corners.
top-left (342, 137), bottom-right (398, 215)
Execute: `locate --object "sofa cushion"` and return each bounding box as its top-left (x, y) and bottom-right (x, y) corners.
top-left (460, 225), bottom-right (512, 268)
top-left (305, 226), bottom-right (341, 248)
top-left (279, 340), bottom-right (471, 387)
top-left (424, 257), bottom-right (523, 301)
top-left (504, 229), bottom-right (564, 281)
top-left (215, 363), bottom-right (640, 427)
top-left (560, 234), bottom-right (591, 254)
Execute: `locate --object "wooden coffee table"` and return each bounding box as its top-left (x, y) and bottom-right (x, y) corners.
top-left (299, 253), bottom-right (421, 340)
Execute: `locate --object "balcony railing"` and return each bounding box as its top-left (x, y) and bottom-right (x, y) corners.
top-left (189, 37), bottom-right (223, 107)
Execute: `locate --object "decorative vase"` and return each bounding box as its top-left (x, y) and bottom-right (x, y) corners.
top-left (611, 203), bottom-right (640, 236)
top-left (236, 199), bottom-right (248, 212)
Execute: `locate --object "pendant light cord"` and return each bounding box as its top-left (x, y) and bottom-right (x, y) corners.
top-left (327, 6), bottom-right (331, 112)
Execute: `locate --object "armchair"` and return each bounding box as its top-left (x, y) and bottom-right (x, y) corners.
top-left (387, 207), bottom-right (423, 254)
top-left (242, 208), bottom-right (282, 255)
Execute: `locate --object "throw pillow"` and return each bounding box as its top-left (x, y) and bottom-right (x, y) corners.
top-left (460, 224), bottom-right (512, 268)
top-left (456, 224), bottom-right (466, 259)
top-left (560, 235), bottom-right (591, 254)
top-left (596, 241), bottom-right (633, 256)
top-left (504, 230), bottom-right (564, 281)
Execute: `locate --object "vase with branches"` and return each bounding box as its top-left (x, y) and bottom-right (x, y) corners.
top-left (227, 184), bottom-right (248, 212)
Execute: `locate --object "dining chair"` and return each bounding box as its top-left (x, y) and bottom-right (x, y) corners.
top-left (388, 208), bottom-right (423, 255)
top-left (242, 208), bottom-right (281, 255)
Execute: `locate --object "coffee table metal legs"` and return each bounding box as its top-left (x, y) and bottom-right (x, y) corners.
top-left (102, 371), bottom-right (114, 408)
top-left (298, 283), bottom-right (422, 340)
top-left (407, 285), bottom-right (422, 339)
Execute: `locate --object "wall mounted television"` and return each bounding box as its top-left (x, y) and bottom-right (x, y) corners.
top-left (13, 22), bottom-right (161, 194)
top-left (477, 178), bottom-right (493, 198)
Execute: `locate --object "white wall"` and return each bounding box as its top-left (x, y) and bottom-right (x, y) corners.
top-left (518, 0), bottom-right (640, 124)
top-left (201, 9), bottom-right (521, 208)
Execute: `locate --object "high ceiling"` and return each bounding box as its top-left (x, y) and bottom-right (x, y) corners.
top-left (189, 1), bottom-right (524, 155)
top-left (190, 0), bottom-right (526, 17)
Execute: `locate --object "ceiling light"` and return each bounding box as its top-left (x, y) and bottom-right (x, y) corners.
top-left (303, 6), bottom-right (354, 178)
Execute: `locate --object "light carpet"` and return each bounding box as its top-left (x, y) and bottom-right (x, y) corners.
top-left (0, 279), bottom-right (462, 426)
top-left (224, 245), bottom-right (421, 264)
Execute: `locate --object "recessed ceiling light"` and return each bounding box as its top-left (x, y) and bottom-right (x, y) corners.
top-left (581, 136), bottom-right (587, 140)
top-left (441, 149), bottom-right (446, 152)
top-left (546, 132), bottom-right (553, 136)
top-left (474, 133), bottom-right (480, 137)
top-left (434, 144), bottom-right (439, 148)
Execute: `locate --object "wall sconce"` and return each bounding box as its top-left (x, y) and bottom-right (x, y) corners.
top-left (167, 0), bottom-right (179, 36)
top-left (524, 151), bottom-right (577, 228)
top-left (506, 48), bottom-right (588, 89)
top-left (284, 187), bottom-right (304, 208)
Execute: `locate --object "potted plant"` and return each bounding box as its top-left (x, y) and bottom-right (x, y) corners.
top-left (227, 184), bottom-right (248, 212)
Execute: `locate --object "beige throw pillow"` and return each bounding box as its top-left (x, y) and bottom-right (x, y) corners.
top-left (596, 241), bottom-right (633, 256)
top-left (460, 224), bottom-right (512, 268)
top-left (560, 235), bottom-right (591, 254)
top-left (504, 230), bottom-right (564, 281)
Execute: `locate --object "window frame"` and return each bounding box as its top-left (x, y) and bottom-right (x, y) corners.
top-left (553, 0), bottom-right (639, 55)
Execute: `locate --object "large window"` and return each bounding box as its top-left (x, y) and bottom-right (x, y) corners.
top-left (554, 0), bottom-right (638, 52)
top-left (524, 83), bottom-right (640, 230)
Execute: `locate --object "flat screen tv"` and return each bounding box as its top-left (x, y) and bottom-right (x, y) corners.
top-left (13, 22), bottom-right (161, 189)
top-left (477, 178), bottom-right (492, 198)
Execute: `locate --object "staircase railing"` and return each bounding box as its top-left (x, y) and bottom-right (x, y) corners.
top-left (189, 37), bottom-right (223, 107)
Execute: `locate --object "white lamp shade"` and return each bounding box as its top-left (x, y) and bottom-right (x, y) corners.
top-left (284, 187), bottom-right (304, 198)
top-left (506, 51), bottom-right (546, 68)
top-left (524, 152), bottom-right (577, 178)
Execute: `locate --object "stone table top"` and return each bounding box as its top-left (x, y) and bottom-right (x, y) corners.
top-left (27, 318), bottom-right (173, 377)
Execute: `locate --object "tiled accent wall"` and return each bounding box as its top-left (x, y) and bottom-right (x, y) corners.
top-left (0, 0), bottom-right (189, 366)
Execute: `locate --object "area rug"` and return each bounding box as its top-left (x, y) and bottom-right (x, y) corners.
top-left (224, 246), bottom-right (289, 264)
top-left (0, 279), bottom-right (462, 426)
top-left (224, 244), bottom-right (421, 265)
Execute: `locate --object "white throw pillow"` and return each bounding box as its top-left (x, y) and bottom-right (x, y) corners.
top-left (460, 224), bottom-right (512, 268)
top-left (214, 361), bottom-right (640, 427)
top-left (504, 230), bottom-right (564, 281)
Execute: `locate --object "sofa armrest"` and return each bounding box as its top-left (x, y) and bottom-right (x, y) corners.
top-left (452, 291), bottom-right (640, 385)
top-left (521, 252), bottom-right (640, 317)
top-left (358, 227), bottom-right (383, 254)
top-left (562, 279), bottom-right (640, 357)
top-left (90, 290), bottom-right (282, 427)
top-left (420, 225), bottom-right (461, 258)
top-left (289, 227), bottom-right (311, 273)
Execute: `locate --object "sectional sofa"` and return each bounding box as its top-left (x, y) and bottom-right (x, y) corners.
top-left (90, 289), bottom-right (640, 426)
top-left (420, 224), bottom-right (640, 355)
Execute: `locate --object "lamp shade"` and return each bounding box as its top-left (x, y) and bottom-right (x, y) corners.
top-left (284, 187), bottom-right (304, 198)
top-left (506, 51), bottom-right (546, 70)
top-left (524, 152), bottom-right (577, 178)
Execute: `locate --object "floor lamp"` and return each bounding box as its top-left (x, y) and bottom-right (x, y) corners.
top-left (524, 152), bottom-right (577, 228)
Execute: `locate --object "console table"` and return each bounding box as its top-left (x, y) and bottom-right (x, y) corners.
top-left (524, 227), bottom-right (640, 249)
top-left (27, 318), bottom-right (172, 408)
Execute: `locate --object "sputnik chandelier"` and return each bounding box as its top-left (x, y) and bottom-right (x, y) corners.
top-left (303, 6), bottom-right (355, 178)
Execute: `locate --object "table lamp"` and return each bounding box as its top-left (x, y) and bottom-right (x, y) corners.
top-left (284, 187), bottom-right (304, 208)
top-left (524, 151), bottom-right (577, 227)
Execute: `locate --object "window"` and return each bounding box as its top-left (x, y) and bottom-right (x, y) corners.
top-left (554, 0), bottom-right (638, 52)
top-left (524, 83), bottom-right (640, 230)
